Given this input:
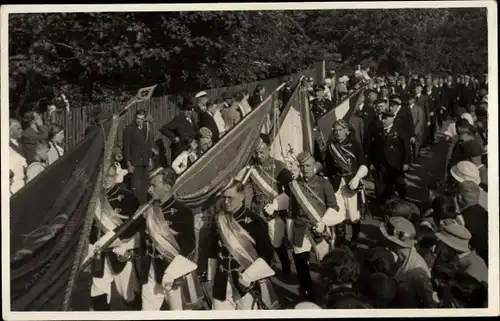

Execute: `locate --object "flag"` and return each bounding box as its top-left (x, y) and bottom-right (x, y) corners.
top-left (9, 120), bottom-right (112, 311)
top-left (134, 85), bottom-right (157, 102)
top-left (317, 88), bottom-right (365, 143)
top-left (173, 84), bottom-right (284, 209)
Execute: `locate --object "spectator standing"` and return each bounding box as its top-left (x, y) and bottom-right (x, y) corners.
top-left (123, 109), bottom-right (154, 204)
top-left (21, 111), bottom-right (49, 163)
top-left (248, 84), bottom-right (266, 109)
top-left (47, 124), bottom-right (65, 165)
top-left (159, 101), bottom-right (197, 160)
top-left (9, 118), bottom-right (28, 194)
top-left (221, 93), bottom-right (242, 132)
top-left (199, 100), bottom-right (225, 143)
top-left (407, 97), bottom-right (425, 164)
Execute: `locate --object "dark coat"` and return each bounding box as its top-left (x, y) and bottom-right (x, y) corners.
top-left (140, 197), bottom-right (196, 284)
top-left (159, 114), bottom-right (197, 159)
top-left (459, 82), bottom-right (475, 108)
top-left (199, 111), bottom-right (220, 143)
top-left (248, 92), bottom-right (264, 109)
top-left (396, 84), bottom-right (412, 102)
top-left (424, 87), bottom-right (441, 116)
top-left (414, 94), bottom-right (430, 120)
top-left (281, 86), bottom-right (294, 106)
top-left (123, 122), bottom-right (153, 167)
top-left (207, 207), bottom-right (274, 301)
top-left (369, 125), bottom-right (411, 171)
top-left (460, 204), bottom-right (488, 263)
top-left (394, 106), bottom-right (415, 140)
top-left (90, 185), bottom-right (140, 278)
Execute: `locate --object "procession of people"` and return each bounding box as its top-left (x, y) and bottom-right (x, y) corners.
top-left (9, 66), bottom-right (489, 310)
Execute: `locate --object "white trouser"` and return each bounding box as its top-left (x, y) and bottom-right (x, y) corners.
top-left (141, 263), bottom-right (184, 310)
top-left (268, 217), bottom-right (285, 248)
top-left (339, 178), bottom-right (360, 222)
top-left (90, 253), bottom-right (138, 304)
top-left (212, 277), bottom-right (256, 310)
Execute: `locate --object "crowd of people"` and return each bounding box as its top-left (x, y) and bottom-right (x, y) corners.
top-left (9, 64), bottom-right (489, 311)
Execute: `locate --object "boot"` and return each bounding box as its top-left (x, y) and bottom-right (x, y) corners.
top-left (90, 294), bottom-right (110, 311)
top-left (350, 221), bottom-right (361, 248)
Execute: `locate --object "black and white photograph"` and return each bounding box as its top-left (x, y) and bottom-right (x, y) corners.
top-left (1, 2), bottom-right (498, 319)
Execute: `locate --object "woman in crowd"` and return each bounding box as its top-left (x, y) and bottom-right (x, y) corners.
top-left (47, 124), bottom-right (65, 165)
top-left (171, 137), bottom-right (201, 175)
top-left (25, 140), bottom-right (50, 183)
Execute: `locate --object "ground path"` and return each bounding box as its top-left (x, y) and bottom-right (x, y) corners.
top-left (70, 121), bottom-right (453, 311)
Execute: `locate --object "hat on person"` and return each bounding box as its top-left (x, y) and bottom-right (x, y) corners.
top-left (195, 91), bottom-right (208, 99)
top-left (464, 75), bottom-right (471, 79)
top-left (179, 99), bottom-right (195, 111)
top-left (381, 110), bottom-right (395, 118)
top-left (375, 98), bottom-right (387, 105)
top-left (435, 223), bottom-right (471, 253)
top-left (389, 95), bottom-right (402, 105)
top-left (296, 151), bottom-right (313, 164)
top-left (222, 92), bottom-right (233, 100)
top-left (462, 141), bottom-right (484, 158)
top-left (325, 78), bottom-right (333, 85)
top-left (339, 75), bottom-right (349, 83)
top-left (354, 70), bottom-right (362, 77)
top-left (450, 161), bottom-right (480, 185)
top-left (460, 113), bottom-right (474, 126)
top-left (379, 216), bottom-right (416, 248)
top-left (199, 127), bottom-right (213, 139)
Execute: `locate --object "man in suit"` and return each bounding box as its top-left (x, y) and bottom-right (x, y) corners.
top-left (443, 75), bottom-right (457, 118)
top-left (21, 111), bottom-right (49, 164)
top-left (424, 82), bottom-right (441, 145)
top-left (206, 179), bottom-right (277, 310)
top-left (388, 95), bottom-right (414, 140)
top-left (9, 118), bottom-right (28, 194)
top-left (281, 77), bottom-right (294, 106)
top-left (433, 77), bottom-right (447, 129)
top-left (460, 75), bottom-right (475, 112)
top-left (199, 100), bottom-right (225, 143)
top-left (123, 108), bottom-right (154, 204)
top-left (353, 90), bottom-right (377, 153)
top-left (159, 101), bottom-right (197, 160)
top-left (248, 84), bottom-right (266, 109)
top-left (369, 110), bottom-right (410, 203)
top-left (221, 95), bottom-right (242, 132)
top-left (407, 97), bottom-right (425, 164)
top-left (311, 84), bottom-right (334, 122)
top-left (396, 75), bottom-right (412, 102)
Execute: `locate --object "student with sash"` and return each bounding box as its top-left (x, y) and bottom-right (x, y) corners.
top-left (141, 167), bottom-right (203, 310)
top-left (242, 138), bottom-right (293, 279)
top-left (87, 163), bottom-right (142, 311)
top-left (287, 151), bottom-right (346, 301)
top-left (206, 179), bottom-right (278, 310)
top-left (324, 119), bottom-right (368, 248)
top-left (9, 118), bottom-right (27, 194)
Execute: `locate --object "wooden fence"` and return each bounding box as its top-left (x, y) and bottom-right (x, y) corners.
top-left (45, 66), bottom-right (319, 152)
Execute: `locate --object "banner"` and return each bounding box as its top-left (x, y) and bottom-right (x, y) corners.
top-left (173, 84), bottom-right (285, 209)
top-left (317, 89), bottom-right (365, 143)
top-left (9, 122), bottom-right (110, 311)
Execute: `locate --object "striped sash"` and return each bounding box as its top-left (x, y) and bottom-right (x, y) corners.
top-left (328, 141), bottom-right (355, 174)
top-left (94, 194), bottom-right (125, 234)
top-left (289, 180), bottom-right (324, 223)
top-left (250, 166), bottom-right (279, 199)
top-left (145, 204), bottom-right (180, 262)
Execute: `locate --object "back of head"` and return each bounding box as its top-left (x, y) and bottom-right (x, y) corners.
top-left (456, 180), bottom-right (480, 205)
top-left (364, 247), bottom-right (397, 275)
top-left (384, 198), bottom-right (421, 227)
top-left (320, 245), bottom-right (360, 286)
top-left (449, 272), bottom-right (487, 308)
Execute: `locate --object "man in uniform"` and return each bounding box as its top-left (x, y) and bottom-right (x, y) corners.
top-left (311, 84), bottom-right (334, 122)
top-left (159, 101), bottom-right (198, 160)
top-left (369, 110), bottom-right (410, 203)
top-left (87, 163), bottom-right (141, 311)
top-left (206, 179), bottom-right (278, 310)
top-left (287, 152), bottom-right (345, 300)
top-left (140, 167), bottom-right (203, 310)
top-left (388, 95), bottom-right (414, 141)
top-left (242, 139), bottom-right (293, 278)
top-left (324, 120), bottom-right (368, 248)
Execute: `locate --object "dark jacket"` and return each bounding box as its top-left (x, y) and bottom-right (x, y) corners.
top-left (460, 204), bottom-right (488, 263)
top-left (414, 94), bottom-right (430, 121)
top-left (89, 185), bottom-right (140, 278)
top-left (159, 114), bottom-right (197, 159)
top-left (199, 111), bottom-right (220, 143)
top-left (123, 122), bottom-right (153, 167)
top-left (207, 206), bottom-right (274, 301)
top-left (140, 197), bottom-right (196, 284)
top-left (248, 92), bottom-right (264, 109)
top-left (369, 125), bottom-right (411, 171)
top-left (394, 106), bottom-right (415, 140)
top-left (396, 84), bottom-right (412, 102)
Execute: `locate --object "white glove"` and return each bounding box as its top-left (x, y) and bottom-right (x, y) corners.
top-left (239, 272), bottom-right (253, 288)
top-left (348, 176), bottom-right (360, 190)
top-left (112, 245), bottom-right (129, 257)
top-left (95, 231), bottom-right (117, 249)
top-left (264, 203), bottom-right (277, 216)
top-left (315, 221), bottom-right (326, 234)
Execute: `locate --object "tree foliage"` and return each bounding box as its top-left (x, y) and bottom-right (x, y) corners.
top-left (8, 8), bottom-right (488, 116)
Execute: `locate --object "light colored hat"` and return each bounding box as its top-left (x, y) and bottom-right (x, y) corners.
top-left (294, 301), bottom-right (322, 309)
top-left (379, 216), bottom-right (416, 248)
top-left (199, 127), bottom-right (213, 139)
top-left (435, 223), bottom-right (471, 253)
top-left (339, 75), bottom-right (349, 83)
top-left (450, 161), bottom-right (480, 185)
top-left (354, 70), bottom-right (362, 77)
top-left (296, 151), bottom-right (313, 164)
top-left (195, 91), bottom-right (208, 99)
top-left (460, 113), bottom-right (474, 126)
top-left (325, 78), bottom-right (332, 85)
